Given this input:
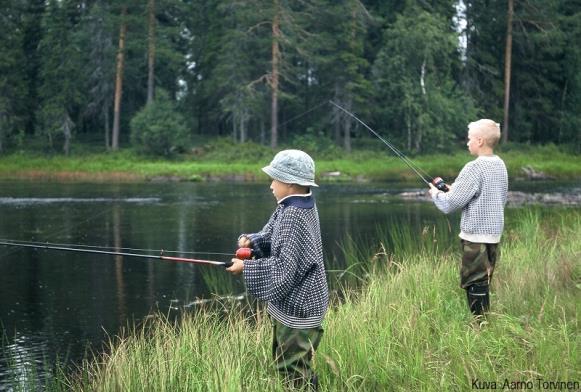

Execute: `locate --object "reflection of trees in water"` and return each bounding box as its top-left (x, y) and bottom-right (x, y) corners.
top-left (1, 334), bottom-right (52, 389)
top-left (113, 204), bottom-right (126, 321)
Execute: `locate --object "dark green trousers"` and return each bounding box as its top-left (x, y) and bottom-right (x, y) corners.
top-left (272, 318), bottom-right (324, 390)
top-left (460, 240), bottom-right (499, 288)
top-left (461, 240), bottom-right (500, 315)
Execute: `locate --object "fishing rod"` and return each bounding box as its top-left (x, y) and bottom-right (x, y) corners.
top-left (0, 240), bottom-right (253, 268)
top-left (329, 100), bottom-right (449, 192)
top-left (0, 238), bottom-right (234, 257)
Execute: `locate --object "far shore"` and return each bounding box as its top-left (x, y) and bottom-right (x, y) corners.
top-left (0, 146), bottom-right (579, 184)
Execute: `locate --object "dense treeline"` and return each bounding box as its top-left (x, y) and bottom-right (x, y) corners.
top-left (0, 0), bottom-right (579, 155)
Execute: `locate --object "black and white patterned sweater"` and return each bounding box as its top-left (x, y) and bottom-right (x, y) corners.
top-left (432, 155), bottom-right (508, 243)
top-left (242, 193), bottom-right (329, 329)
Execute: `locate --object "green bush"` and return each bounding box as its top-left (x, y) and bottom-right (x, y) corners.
top-left (290, 128), bottom-right (342, 159)
top-left (196, 137), bottom-right (273, 162)
top-left (130, 90), bottom-right (189, 156)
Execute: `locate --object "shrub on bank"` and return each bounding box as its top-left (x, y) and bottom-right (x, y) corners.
top-left (130, 90), bottom-right (189, 156)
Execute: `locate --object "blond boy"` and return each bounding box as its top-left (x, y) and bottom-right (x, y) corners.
top-left (429, 119), bottom-right (508, 317)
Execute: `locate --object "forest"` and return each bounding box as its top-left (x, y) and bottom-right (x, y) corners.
top-left (0, 0), bottom-right (579, 156)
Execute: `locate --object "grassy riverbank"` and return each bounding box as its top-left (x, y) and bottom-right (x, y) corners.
top-left (0, 143), bottom-right (579, 182)
top-left (23, 209), bottom-right (575, 391)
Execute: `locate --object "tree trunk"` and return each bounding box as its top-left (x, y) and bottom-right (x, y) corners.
top-left (260, 118), bottom-right (266, 145)
top-left (406, 110), bottom-right (412, 151)
top-left (104, 108), bottom-right (110, 150)
top-left (270, 1), bottom-right (280, 149)
top-left (147, 0), bottom-right (156, 105)
top-left (502, 0), bottom-right (513, 144)
top-left (0, 114), bottom-right (5, 153)
top-left (62, 113), bottom-right (72, 156)
top-left (240, 111), bottom-right (247, 143)
top-left (343, 97), bottom-right (352, 153)
top-left (232, 115), bottom-right (238, 142)
top-left (112, 6), bottom-right (127, 151)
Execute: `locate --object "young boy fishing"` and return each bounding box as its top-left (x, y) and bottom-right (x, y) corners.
top-left (428, 119), bottom-right (508, 318)
top-left (226, 149), bottom-right (328, 390)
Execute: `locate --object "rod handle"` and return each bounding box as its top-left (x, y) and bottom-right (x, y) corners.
top-left (223, 260), bottom-right (233, 268)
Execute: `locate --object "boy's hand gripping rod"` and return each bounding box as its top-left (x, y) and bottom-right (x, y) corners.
top-left (0, 240), bottom-right (253, 268)
top-left (329, 100), bottom-right (449, 192)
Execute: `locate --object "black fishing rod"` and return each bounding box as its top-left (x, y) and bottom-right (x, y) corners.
top-left (329, 100), bottom-right (449, 191)
top-left (0, 238), bottom-right (234, 257)
top-left (0, 240), bottom-right (254, 268)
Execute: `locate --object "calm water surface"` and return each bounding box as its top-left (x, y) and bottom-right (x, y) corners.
top-left (0, 179), bottom-right (578, 387)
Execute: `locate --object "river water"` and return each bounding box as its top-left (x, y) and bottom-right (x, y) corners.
top-left (0, 179), bottom-right (578, 387)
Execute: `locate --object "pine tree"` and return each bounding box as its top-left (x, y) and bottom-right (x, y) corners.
top-left (80, 0), bottom-right (116, 149)
top-left (21, 0), bottom-right (45, 136)
top-left (321, 0), bottom-right (372, 152)
top-left (111, 5), bottom-right (128, 151)
top-left (509, 0), bottom-right (573, 144)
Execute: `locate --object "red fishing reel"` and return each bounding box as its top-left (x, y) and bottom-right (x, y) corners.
top-left (432, 177), bottom-right (449, 192)
top-left (235, 247), bottom-right (253, 260)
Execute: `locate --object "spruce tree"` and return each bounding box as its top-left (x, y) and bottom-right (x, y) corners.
top-left (0, 1), bottom-right (27, 152)
top-left (37, 0), bottom-right (84, 154)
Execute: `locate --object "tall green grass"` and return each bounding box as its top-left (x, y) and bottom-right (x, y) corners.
top-left (7, 210), bottom-right (580, 391)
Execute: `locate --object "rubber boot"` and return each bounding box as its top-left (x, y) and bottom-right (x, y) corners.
top-left (466, 284), bottom-right (490, 316)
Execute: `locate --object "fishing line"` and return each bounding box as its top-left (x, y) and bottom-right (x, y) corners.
top-left (277, 100), bottom-right (330, 129)
top-left (0, 240), bottom-right (254, 268)
top-left (274, 99), bottom-right (432, 179)
top-left (0, 206), bottom-right (112, 260)
top-left (0, 238), bottom-right (232, 257)
top-left (329, 100), bottom-right (433, 185)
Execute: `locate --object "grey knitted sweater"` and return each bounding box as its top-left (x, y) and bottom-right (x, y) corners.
top-left (432, 155), bottom-right (508, 243)
top-left (243, 193), bottom-right (329, 329)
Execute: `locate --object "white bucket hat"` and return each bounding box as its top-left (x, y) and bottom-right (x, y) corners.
top-left (262, 149), bottom-right (318, 187)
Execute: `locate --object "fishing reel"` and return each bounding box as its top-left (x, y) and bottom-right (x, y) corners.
top-left (432, 177), bottom-right (449, 192)
top-left (235, 247), bottom-right (253, 260)
top-left (224, 247), bottom-right (253, 268)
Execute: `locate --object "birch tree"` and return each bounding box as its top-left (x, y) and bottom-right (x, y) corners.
top-left (372, 7), bottom-right (476, 152)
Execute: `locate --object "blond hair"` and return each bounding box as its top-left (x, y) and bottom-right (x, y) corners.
top-left (468, 119), bottom-right (501, 147)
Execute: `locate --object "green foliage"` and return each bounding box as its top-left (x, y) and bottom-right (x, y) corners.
top-left (196, 137), bottom-right (273, 163)
top-left (290, 129), bottom-right (342, 159)
top-left (36, 0), bottom-right (84, 154)
top-left (465, 0), bottom-right (580, 147)
top-left (130, 90), bottom-right (189, 156)
top-left (0, 0), bottom-right (578, 153)
top-left (0, 2), bottom-right (27, 153)
top-left (372, 7), bottom-right (478, 153)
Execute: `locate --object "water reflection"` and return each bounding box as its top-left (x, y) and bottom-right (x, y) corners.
top-left (0, 333), bottom-right (52, 390)
top-left (113, 204), bottom-right (127, 322)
